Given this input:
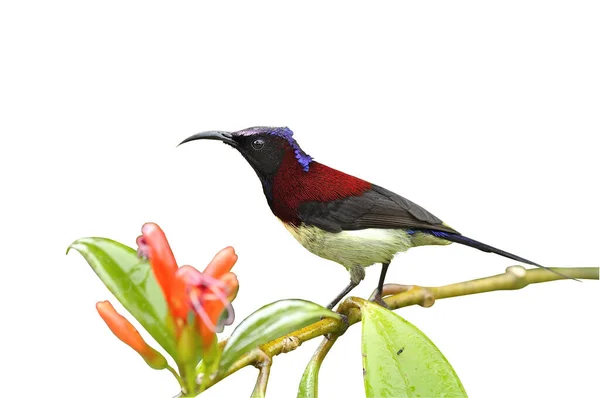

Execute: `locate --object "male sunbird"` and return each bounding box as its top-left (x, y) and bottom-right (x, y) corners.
top-left (180, 126), bottom-right (570, 309)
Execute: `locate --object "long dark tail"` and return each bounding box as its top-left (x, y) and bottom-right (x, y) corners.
top-left (425, 230), bottom-right (578, 281)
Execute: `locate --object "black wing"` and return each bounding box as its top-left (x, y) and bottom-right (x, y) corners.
top-left (297, 185), bottom-right (459, 234)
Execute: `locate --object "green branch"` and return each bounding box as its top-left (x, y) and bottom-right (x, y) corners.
top-left (250, 350), bottom-right (272, 398)
top-left (204, 266), bottom-right (598, 392)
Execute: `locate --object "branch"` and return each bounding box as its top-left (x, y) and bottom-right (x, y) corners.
top-left (250, 349), bottom-right (271, 398)
top-left (203, 266), bottom-right (598, 392)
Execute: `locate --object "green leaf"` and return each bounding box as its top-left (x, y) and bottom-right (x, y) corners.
top-left (297, 337), bottom-right (337, 398)
top-left (361, 302), bottom-right (467, 398)
top-left (68, 237), bottom-right (176, 358)
top-left (219, 299), bottom-right (340, 372)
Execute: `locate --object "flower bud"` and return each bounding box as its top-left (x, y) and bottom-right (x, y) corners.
top-left (176, 323), bottom-right (200, 365)
top-left (96, 301), bottom-right (167, 370)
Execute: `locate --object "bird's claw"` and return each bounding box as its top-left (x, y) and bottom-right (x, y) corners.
top-left (371, 293), bottom-right (390, 309)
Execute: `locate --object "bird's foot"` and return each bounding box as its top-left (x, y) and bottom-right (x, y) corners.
top-left (370, 293), bottom-right (390, 309)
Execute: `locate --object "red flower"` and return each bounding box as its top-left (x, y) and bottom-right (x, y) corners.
top-left (96, 300), bottom-right (167, 369)
top-left (137, 222), bottom-right (239, 350)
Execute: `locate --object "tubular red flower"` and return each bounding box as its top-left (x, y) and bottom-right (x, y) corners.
top-left (203, 246), bottom-right (238, 279)
top-left (220, 272), bottom-right (240, 302)
top-left (175, 264), bottom-right (239, 350)
top-left (138, 222), bottom-right (188, 321)
top-left (96, 301), bottom-right (166, 369)
top-left (135, 223), bottom-right (240, 352)
top-left (139, 223), bottom-right (178, 296)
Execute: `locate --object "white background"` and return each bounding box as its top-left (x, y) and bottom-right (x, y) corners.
top-left (1, 1), bottom-right (598, 397)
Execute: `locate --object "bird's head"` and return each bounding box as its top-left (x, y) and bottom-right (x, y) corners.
top-left (179, 126), bottom-right (313, 180)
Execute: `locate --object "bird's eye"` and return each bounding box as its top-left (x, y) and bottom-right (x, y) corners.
top-left (251, 139), bottom-right (265, 150)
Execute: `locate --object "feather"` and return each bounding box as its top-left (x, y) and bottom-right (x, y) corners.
top-left (418, 230), bottom-right (577, 280)
top-left (297, 184), bottom-right (458, 234)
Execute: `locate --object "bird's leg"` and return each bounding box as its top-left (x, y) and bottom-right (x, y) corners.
top-left (326, 281), bottom-right (358, 310)
top-left (371, 262), bottom-right (390, 308)
top-left (326, 266), bottom-right (365, 310)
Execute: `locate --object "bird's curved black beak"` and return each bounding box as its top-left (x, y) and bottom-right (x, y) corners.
top-left (178, 131), bottom-right (237, 147)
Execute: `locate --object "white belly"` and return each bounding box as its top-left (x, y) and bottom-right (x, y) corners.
top-left (283, 223), bottom-right (414, 268)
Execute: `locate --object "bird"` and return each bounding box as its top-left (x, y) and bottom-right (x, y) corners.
top-left (179, 126), bottom-right (572, 309)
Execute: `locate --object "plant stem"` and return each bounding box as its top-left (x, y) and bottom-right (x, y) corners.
top-left (205, 266), bottom-right (598, 392)
top-left (250, 350), bottom-right (272, 398)
top-left (298, 335), bottom-right (339, 397)
top-left (311, 336), bottom-right (338, 369)
top-left (178, 362), bottom-right (199, 397)
top-left (166, 364), bottom-right (185, 391)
